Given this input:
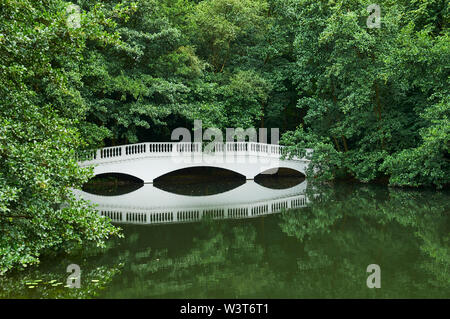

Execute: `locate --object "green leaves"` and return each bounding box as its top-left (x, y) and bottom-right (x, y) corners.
top-left (0, 0), bottom-right (122, 273)
top-left (283, 0), bottom-right (449, 187)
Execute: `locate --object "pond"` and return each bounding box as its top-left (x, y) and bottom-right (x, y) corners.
top-left (0, 177), bottom-right (449, 298)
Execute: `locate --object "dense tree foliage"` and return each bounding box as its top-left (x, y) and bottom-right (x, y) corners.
top-left (0, 0), bottom-right (128, 273)
top-left (281, 0), bottom-right (449, 187)
top-left (0, 0), bottom-right (448, 272)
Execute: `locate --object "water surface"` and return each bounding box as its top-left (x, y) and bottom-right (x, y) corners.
top-left (1, 180), bottom-right (448, 298)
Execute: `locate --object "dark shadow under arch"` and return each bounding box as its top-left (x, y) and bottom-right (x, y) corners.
top-left (83, 173), bottom-right (144, 196)
top-left (254, 167), bottom-right (305, 189)
top-left (154, 166), bottom-right (245, 196)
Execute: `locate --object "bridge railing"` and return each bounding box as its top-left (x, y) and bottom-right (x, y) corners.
top-left (96, 193), bottom-right (311, 225)
top-left (78, 142), bottom-right (312, 165)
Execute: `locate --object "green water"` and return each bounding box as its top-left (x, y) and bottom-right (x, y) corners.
top-left (1, 182), bottom-right (449, 298)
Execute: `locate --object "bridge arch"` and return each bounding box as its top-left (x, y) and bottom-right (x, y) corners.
top-left (83, 172), bottom-right (144, 196)
top-left (254, 164), bottom-right (307, 179)
top-left (254, 167), bottom-right (306, 189)
top-left (153, 166), bottom-right (246, 182)
top-left (255, 167), bottom-right (306, 178)
top-left (90, 172), bottom-right (144, 184)
top-left (153, 166), bottom-right (247, 196)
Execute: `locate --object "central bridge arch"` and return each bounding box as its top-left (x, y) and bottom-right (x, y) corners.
top-left (153, 166), bottom-right (246, 182)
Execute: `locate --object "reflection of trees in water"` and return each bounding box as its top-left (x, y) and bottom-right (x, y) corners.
top-left (107, 185), bottom-right (448, 298)
top-left (2, 184), bottom-right (447, 298)
top-left (386, 190), bottom-right (450, 290)
top-left (0, 241), bottom-right (123, 298)
top-left (278, 185), bottom-right (450, 297)
top-left (104, 222), bottom-right (273, 298)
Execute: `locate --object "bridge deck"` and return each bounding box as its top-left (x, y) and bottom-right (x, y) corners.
top-left (77, 142), bottom-right (313, 183)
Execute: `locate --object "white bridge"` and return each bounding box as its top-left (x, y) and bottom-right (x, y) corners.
top-left (78, 142), bottom-right (312, 183)
top-left (73, 181), bottom-right (311, 225)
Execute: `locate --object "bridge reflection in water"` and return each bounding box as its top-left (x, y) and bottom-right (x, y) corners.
top-left (73, 180), bottom-right (311, 225)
